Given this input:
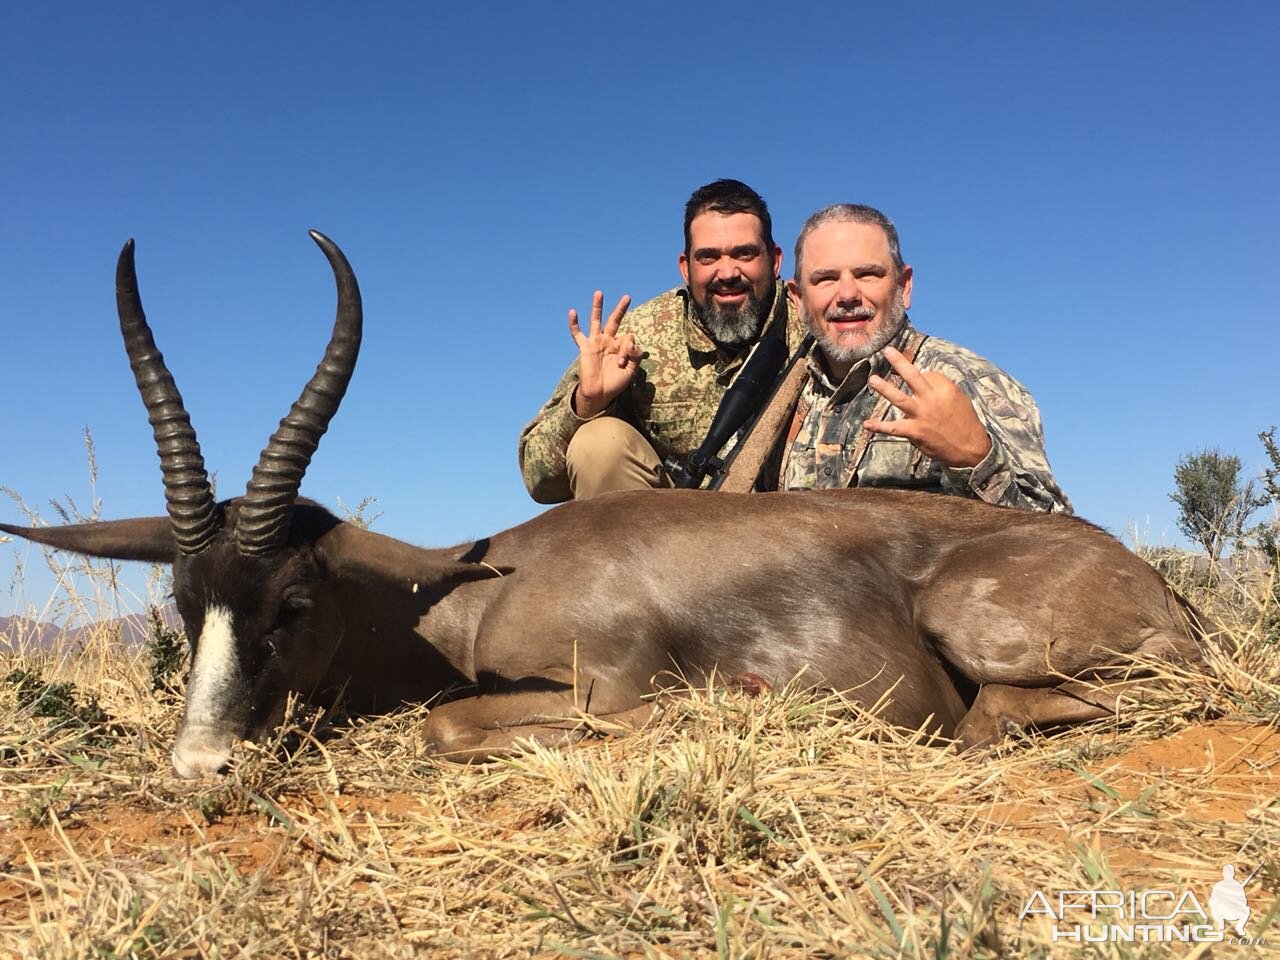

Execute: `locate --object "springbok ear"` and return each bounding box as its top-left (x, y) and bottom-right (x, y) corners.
top-left (315, 522), bottom-right (509, 590)
top-left (0, 518), bottom-right (178, 562)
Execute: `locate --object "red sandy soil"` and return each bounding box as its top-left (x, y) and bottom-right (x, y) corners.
top-left (3, 718), bottom-right (1276, 922)
top-left (990, 718), bottom-right (1279, 881)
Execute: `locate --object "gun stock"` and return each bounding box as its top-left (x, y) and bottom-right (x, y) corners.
top-left (710, 333), bottom-right (814, 492)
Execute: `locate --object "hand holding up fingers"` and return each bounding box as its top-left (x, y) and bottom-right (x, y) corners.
top-left (569, 291), bottom-right (642, 418)
top-left (863, 346), bottom-right (992, 467)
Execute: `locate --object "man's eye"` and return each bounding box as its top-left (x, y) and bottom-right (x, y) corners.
top-left (696, 254), bottom-right (718, 265)
top-left (733, 248), bottom-right (762, 261)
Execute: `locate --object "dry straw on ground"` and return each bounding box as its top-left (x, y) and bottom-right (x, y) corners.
top-left (1, 511), bottom-right (1277, 958)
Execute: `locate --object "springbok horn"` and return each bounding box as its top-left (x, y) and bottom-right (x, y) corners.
top-left (235, 230), bottom-right (362, 556)
top-left (117, 240), bottom-right (220, 556)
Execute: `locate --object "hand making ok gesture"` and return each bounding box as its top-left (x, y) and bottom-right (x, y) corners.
top-left (863, 345), bottom-right (993, 468)
top-left (568, 290), bottom-right (643, 419)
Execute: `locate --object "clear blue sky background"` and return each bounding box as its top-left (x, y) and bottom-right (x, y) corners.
top-left (2, 2), bottom-right (1276, 618)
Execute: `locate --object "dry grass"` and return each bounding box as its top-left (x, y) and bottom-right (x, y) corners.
top-left (1, 525), bottom-right (1278, 958)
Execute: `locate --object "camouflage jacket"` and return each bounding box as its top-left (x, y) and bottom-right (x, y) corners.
top-left (775, 322), bottom-right (1071, 513)
top-left (519, 283), bottom-right (806, 503)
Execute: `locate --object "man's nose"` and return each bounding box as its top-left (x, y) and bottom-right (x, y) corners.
top-left (835, 277), bottom-right (861, 305)
top-left (713, 256), bottom-right (742, 279)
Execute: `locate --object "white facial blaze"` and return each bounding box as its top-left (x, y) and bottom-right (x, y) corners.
top-left (184, 605), bottom-right (242, 727)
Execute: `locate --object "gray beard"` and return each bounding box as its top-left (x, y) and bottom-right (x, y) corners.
top-left (692, 287), bottom-right (769, 349)
top-left (812, 289), bottom-right (907, 364)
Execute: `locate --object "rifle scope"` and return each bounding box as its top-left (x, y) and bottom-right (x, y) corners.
top-left (670, 334), bottom-right (789, 489)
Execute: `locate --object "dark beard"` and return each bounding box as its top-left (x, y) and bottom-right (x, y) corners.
top-left (691, 282), bottom-right (770, 349)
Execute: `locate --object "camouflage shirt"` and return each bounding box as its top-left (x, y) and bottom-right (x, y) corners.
top-left (519, 283), bottom-right (806, 503)
top-left (777, 322), bottom-right (1071, 513)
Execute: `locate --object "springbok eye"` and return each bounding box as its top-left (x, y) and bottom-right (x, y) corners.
top-left (282, 591), bottom-right (315, 613)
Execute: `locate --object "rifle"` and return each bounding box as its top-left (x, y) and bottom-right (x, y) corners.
top-left (667, 333), bottom-right (813, 490)
top-left (711, 333), bottom-right (814, 491)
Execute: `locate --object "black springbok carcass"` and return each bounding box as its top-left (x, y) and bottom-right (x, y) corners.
top-left (2, 233), bottom-right (1212, 777)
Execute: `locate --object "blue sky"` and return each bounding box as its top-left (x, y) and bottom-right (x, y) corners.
top-left (2, 2), bottom-right (1277, 618)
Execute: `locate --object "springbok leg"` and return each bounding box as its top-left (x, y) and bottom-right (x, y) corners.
top-left (955, 679), bottom-right (1148, 750)
top-left (421, 690), bottom-right (654, 763)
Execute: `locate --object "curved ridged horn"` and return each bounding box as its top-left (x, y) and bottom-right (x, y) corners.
top-left (117, 240), bottom-right (220, 555)
top-left (235, 230), bottom-right (362, 556)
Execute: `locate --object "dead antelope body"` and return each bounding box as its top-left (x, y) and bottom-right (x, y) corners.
top-left (1, 234), bottom-right (1211, 777)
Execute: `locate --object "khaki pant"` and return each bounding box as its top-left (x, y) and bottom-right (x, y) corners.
top-left (566, 418), bottom-right (673, 499)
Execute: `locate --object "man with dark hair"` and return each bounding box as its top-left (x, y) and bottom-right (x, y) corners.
top-left (519, 179), bottom-right (806, 503)
top-left (769, 203), bottom-right (1070, 512)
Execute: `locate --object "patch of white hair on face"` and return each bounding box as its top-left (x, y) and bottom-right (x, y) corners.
top-left (184, 605), bottom-right (243, 727)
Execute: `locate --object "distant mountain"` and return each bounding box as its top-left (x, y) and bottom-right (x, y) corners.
top-left (0, 605), bottom-right (181, 652)
top-left (0, 614), bottom-right (61, 649)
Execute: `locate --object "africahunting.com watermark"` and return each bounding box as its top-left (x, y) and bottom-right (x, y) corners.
top-left (1020, 863), bottom-right (1268, 945)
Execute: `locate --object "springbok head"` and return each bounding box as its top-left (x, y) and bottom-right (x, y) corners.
top-left (6, 233), bottom-right (361, 775)
top-left (4, 234), bottom-right (502, 776)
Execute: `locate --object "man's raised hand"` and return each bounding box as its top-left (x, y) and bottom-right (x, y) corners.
top-left (569, 291), bottom-right (642, 419)
top-left (863, 345), bottom-right (993, 468)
